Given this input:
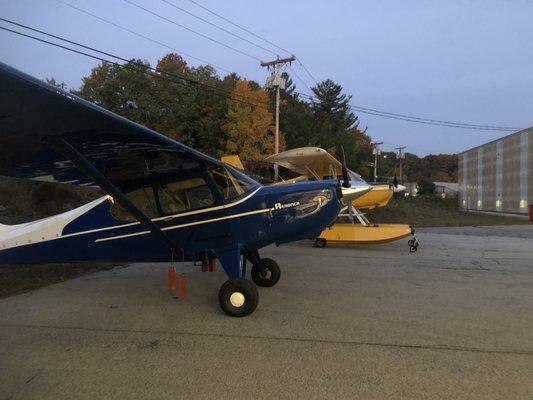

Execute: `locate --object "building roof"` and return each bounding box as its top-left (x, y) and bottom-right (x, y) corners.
top-left (458, 127), bottom-right (532, 155)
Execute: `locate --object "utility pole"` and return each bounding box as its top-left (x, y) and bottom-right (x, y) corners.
top-left (395, 146), bottom-right (406, 183)
top-left (261, 55), bottom-right (295, 180)
top-left (372, 141), bottom-right (383, 183)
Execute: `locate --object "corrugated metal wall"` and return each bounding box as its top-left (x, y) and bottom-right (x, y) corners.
top-left (458, 128), bottom-right (532, 214)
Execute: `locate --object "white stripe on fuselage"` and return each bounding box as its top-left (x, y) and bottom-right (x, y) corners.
top-left (95, 207), bottom-right (272, 243)
top-left (0, 187), bottom-right (263, 250)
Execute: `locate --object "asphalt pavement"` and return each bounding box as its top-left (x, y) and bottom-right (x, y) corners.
top-left (1, 226), bottom-right (532, 399)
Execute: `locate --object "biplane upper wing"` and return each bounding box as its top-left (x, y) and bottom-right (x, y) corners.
top-left (265, 147), bottom-right (343, 178)
top-left (0, 62), bottom-right (220, 189)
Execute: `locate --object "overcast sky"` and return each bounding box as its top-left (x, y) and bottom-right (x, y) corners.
top-left (1, 0), bottom-right (531, 155)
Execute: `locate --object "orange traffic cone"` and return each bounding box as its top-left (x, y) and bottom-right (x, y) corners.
top-left (177, 274), bottom-right (187, 300)
top-left (167, 266), bottom-right (176, 290)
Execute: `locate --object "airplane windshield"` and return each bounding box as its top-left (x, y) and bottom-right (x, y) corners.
top-left (211, 164), bottom-right (260, 202)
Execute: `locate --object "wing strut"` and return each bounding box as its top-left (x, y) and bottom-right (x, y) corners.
top-left (47, 137), bottom-right (179, 256)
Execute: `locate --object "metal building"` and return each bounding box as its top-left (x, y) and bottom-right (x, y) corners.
top-left (458, 127), bottom-right (532, 215)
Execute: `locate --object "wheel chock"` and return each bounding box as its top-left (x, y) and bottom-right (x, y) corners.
top-left (167, 266), bottom-right (176, 290)
top-left (178, 275), bottom-right (187, 300)
top-left (208, 259), bottom-right (217, 272)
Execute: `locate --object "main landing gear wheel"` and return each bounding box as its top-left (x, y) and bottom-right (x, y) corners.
top-left (251, 258), bottom-right (281, 287)
top-left (218, 278), bottom-right (258, 317)
top-left (314, 238), bottom-right (327, 248)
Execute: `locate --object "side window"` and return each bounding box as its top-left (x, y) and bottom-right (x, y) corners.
top-left (158, 178), bottom-right (214, 215)
top-left (211, 167), bottom-right (242, 199)
top-left (211, 165), bottom-right (259, 201)
top-left (110, 187), bottom-right (158, 222)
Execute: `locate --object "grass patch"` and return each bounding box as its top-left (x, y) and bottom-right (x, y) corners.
top-left (0, 263), bottom-right (122, 298)
top-left (366, 196), bottom-right (531, 228)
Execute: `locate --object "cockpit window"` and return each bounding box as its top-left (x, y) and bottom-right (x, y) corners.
top-left (110, 164), bottom-right (259, 222)
top-left (110, 187), bottom-right (158, 222)
top-left (211, 164), bottom-right (260, 201)
top-left (110, 177), bottom-right (215, 222)
top-left (158, 178), bottom-right (214, 214)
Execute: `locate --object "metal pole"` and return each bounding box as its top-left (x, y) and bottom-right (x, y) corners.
top-left (374, 152), bottom-right (378, 183)
top-left (372, 142), bottom-right (383, 183)
top-left (395, 145), bottom-right (406, 184)
top-left (399, 156), bottom-right (403, 183)
top-left (260, 55), bottom-right (295, 182)
top-left (273, 83), bottom-right (280, 181)
top-left (275, 83), bottom-right (280, 155)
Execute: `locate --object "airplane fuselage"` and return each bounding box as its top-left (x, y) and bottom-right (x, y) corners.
top-left (0, 181), bottom-right (341, 278)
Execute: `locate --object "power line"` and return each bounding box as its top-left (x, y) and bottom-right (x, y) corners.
top-left (295, 92), bottom-right (521, 132)
top-left (296, 58), bottom-right (319, 86)
top-left (185, 0), bottom-right (292, 56)
top-left (159, 0), bottom-right (278, 57)
top-left (0, 21), bottom-right (270, 111)
top-left (179, 0), bottom-right (322, 92)
top-left (287, 65), bottom-right (313, 95)
top-left (183, 0), bottom-right (322, 86)
top-left (182, 1), bottom-right (522, 132)
top-left (121, 0), bottom-right (263, 62)
top-left (54, 0), bottom-right (233, 74)
top-left (2, 17), bottom-right (520, 133)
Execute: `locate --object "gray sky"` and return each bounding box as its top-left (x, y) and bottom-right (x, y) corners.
top-left (1, 0), bottom-right (531, 155)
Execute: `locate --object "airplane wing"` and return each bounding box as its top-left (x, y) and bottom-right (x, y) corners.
top-left (0, 62), bottom-right (220, 190)
top-left (265, 147), bottom-right (342, 178)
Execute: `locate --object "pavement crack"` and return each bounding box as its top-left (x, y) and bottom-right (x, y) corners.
top-left (1, 323), bottom-right (532, 357)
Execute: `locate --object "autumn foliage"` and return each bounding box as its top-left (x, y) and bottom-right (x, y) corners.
top-left (69, 52), bottom-right (457, 181)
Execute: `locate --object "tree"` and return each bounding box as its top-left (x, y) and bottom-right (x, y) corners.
top-left (280, 90), bottom-right (316, 149)
top-left (222, 80), bottom-right (279, 161)
top-left (74, 59), bottom-right (157, 127)
top-left (309, 79), bottom-right (371, 173)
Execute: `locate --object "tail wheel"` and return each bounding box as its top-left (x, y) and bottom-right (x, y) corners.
top-left (218, 278), bottom-right (258, 317)
top-left (251, 258), bottom-right (281, 287)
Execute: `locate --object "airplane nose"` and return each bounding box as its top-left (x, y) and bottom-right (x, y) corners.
top-left (341, 182), bottom-right (372, 203)
top-left (394, 184), bottom-right (407, 193)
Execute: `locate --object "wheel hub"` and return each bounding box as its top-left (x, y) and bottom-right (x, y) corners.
top-left (229, 292), bottom-right (245, 307)
top-left (260, 269), bottom-right (272, 279)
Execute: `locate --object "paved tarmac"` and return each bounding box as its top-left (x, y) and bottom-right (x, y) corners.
top-left (1, 226), bottom-right (532, 399)
top-left (419, 224), bottom-right (533, 239)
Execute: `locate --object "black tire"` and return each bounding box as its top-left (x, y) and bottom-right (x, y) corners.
top-left (251, 258), bottom-right (281, 287)
top-left (408, 239), bottom-right (415, 246)
top-left (218, 278), bottom-right (259, 317)
top-left (315, 238), bottom-right (327, 248)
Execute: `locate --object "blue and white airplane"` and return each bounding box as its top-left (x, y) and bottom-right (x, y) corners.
top-left (0, 63), bottom-right (371, 316)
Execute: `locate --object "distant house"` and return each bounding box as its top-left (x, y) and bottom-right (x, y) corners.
top-left (403, 182), bottom-right (418, 196)
top-left (403, 182), bottom-right (457, 197)
top-left (434, 182), bottom-right (458, 198)
top-left (458, 127), bottom-right (532, 215)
